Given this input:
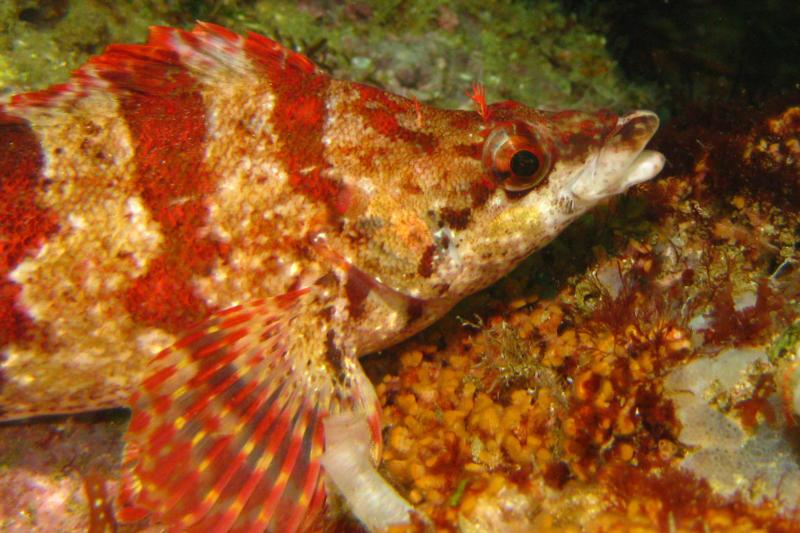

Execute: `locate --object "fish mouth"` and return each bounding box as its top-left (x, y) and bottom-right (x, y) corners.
top-left (569, 110), bottom-right (665, 203)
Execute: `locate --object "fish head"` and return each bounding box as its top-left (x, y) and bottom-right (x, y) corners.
top-left (324, 86), bottom-right (664, 306)
top-left (421, 101), bottom-right (665, 297)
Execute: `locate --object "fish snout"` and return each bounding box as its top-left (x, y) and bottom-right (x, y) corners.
top-left (570, 110), bottom-right (665, 202)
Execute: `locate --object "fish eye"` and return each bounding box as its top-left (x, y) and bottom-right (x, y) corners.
top-left (482, 121), bottom-right (551, 192)
top-left (510, 149), bottom-right (540, 177)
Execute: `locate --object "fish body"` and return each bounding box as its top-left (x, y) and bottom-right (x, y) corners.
top-left (0, 23), bottom-right (664, 531)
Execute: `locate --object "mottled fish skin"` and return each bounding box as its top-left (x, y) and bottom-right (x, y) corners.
top-left (0, 23), bottom-right (664, 531)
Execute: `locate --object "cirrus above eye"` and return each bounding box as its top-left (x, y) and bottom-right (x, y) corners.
top-left (482, 121), bottom-right (552, 192)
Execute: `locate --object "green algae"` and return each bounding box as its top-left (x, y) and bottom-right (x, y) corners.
top-left (0, 1), bottom-right (162, 95)
top-left (1, 0), bottom-right (658, 111)
top-left (769, 319), bottom-right (800, 362)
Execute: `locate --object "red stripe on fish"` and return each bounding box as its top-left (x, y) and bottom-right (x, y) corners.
top-left (276, 409), bottom-right (326, 532)
top-left (244, 32), bottom-right (349, 216)
top-left (141, 365), bottom-right (177, 392)
top-left (353, 84), bottom-right (436, 153)
top-left (91, 31), bottom-right (228, 333)
top-left (129, 411), bottom-right (151, 433)
top-left (0, 111), bottom-right (58, 349)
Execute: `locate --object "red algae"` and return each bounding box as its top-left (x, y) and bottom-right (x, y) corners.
top-left (600, 465), bottom-right (800, 533)
top-left (0, 114), bottom-right (58, 349)
top-left (650, 99), bottom-right (800, 209)
top-left (734, 373), bottom-right (777, 431)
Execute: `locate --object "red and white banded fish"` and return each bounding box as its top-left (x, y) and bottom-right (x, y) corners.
top-left (0, 23), bottom-right (664, 531)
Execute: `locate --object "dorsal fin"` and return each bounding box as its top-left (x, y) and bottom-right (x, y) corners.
top-left (3, 22), bottom-right (322, 118)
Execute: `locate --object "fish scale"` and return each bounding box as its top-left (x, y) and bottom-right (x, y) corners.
top-left (0, 22), bottom-right (664, 531)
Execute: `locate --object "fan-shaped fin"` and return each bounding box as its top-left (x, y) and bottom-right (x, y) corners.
top-left (117, 288), bottom-right (379, 532)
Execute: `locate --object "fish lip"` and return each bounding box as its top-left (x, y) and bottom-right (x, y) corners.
top-left (569, 110), bottom-right (665, 203)
top-left (607, 110), bottom-right (660, 154)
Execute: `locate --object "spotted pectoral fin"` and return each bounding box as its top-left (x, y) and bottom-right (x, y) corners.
top-left (116, 288), bottom-right (378, 533)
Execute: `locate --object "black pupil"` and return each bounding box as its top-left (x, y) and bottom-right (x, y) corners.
top-left (510, 150), bottom-right (540, 177)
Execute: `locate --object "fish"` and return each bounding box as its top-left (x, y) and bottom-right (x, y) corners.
top-left (0, 22), bottom-right (664, 531)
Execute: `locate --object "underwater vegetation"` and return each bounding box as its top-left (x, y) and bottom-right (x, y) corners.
top-left (0, 1), bottom-right (799, 532)
top-left (0, 0), bottom-right (655, 110)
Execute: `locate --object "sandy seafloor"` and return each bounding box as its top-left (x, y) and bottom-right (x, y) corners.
top-left (1, 1), bottom-right (800, 531)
